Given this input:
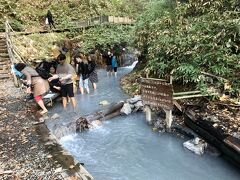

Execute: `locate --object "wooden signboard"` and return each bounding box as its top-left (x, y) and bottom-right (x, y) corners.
top-left (141, 78), bottom-right (173, 110)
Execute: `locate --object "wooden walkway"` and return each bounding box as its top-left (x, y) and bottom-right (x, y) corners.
top-left (75, 15), bottom-right (135, 27)
top-left (13, 15), bottom-right (135, 36)
top-left (2, 15), bottom-right (135, 81)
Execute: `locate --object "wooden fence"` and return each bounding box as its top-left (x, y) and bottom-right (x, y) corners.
top-left (74, 16), bottom-right (135, 28)
top-left (5, 21), bottom-right (27, 64)
top-left (5, 20), bottom-right (27, 86)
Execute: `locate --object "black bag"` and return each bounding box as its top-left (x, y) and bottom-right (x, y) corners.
top-left (38, 60), bottom-right (52, 72)
top-left (35, 66), bottom-right (52, 79)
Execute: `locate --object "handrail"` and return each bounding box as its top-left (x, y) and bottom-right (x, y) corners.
top-left (76, 15), bottom-right (135, 28)
top-left (5, 20), bottom-right (28, 86)
top-left (4, 16), bottom-right (135, 37)
top-left (5, 20), bottom-right (28, 65)
top-left (4, 16), bottom-right (135, 63)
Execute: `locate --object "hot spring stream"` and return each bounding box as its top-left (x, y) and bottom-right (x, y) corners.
top-left (45, 65), bottom-right (240, 180)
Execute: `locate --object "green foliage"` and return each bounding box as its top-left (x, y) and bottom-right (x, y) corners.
top-left (76, 24), bottom-right (134, 53)
top-left (0, 0), bottom-right (150, 30)
top-left (12, 33), bottom-right (66, 61)
top-left (0, 0), bottom-right (21, 31)
top-left (9, 19), bottom-right (23, 31)
top-left (135, 0), bottom-right (240, 93)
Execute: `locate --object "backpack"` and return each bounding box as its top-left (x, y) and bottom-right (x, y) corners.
top-left (38, 60), bottom-right (52, 72)
top-left (35, 66), bottom-right (52, 79)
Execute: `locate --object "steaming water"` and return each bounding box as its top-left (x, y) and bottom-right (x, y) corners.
top-left (46, 63), bottom-right (240, 180)
top-left (60, 114), bottom-right (240, 180)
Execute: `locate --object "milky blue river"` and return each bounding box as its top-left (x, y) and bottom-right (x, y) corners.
top-left (46, 65), bottom-right (240, 180)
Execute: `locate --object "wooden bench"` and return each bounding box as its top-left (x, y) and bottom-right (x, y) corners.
top-left (43, 92), bottom-right (60, 106)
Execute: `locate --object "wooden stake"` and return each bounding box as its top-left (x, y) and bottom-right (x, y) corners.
top-left (164, 109), bottom-right (173, 129)
top-left (145, 105), bottom-right (151, 124)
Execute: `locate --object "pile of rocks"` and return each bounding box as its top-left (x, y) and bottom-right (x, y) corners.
top-left (120, 95), bottom-right (144, 115)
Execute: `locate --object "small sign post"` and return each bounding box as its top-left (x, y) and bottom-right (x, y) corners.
top-left (141, 78), bottom-right (174, 129)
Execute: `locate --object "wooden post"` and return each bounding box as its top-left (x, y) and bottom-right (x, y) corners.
top-left (164, 70), bottom-right (174, 129)
top-left (170, 70), bottom-right (174, 84)
top-left (164, 109), bottom-right (173, 129)
top-left (145, 105), bottom-right (152, 124)
top-left (13, 73), bottom-right (19, 87)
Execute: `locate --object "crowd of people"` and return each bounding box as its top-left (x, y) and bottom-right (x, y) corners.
top-left (12, 9), bottom-right (120, 115)
top-left (12, 45), bottom-right (119, 116)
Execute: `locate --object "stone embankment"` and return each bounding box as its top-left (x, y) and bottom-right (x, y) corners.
top-left (0, 79), bottom-right (92, 179)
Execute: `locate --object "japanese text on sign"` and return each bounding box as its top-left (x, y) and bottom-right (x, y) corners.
top-left (141, 78), bottom-right (173, 110)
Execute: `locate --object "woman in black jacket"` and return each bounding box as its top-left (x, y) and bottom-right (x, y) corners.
top-left (87, 54), bottom-right (98, 90)
top-left (77, 54), bottom-right (90, 94)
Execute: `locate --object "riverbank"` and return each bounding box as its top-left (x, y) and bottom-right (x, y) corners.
top-left (0, 79), bottom-right (64, 179)
top-left (121, 69), bottom-right (240, 134)
top-left (120, 70), bottom-right (240, 164)
top-left (56, 67), bottom-right (240, 180)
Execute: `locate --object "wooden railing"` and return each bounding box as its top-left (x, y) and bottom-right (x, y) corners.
top-left (5, 20), bottom-right (27, 64)
top-left (8, 16), bottom-right (135, 36)
top-left (5, 20), bottom-right (28, 86)
top-left (74, 16), bottom-right (135, 28)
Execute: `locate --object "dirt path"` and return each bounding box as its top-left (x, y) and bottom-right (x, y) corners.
top-left (0, 79), bottom-right (63, 179)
